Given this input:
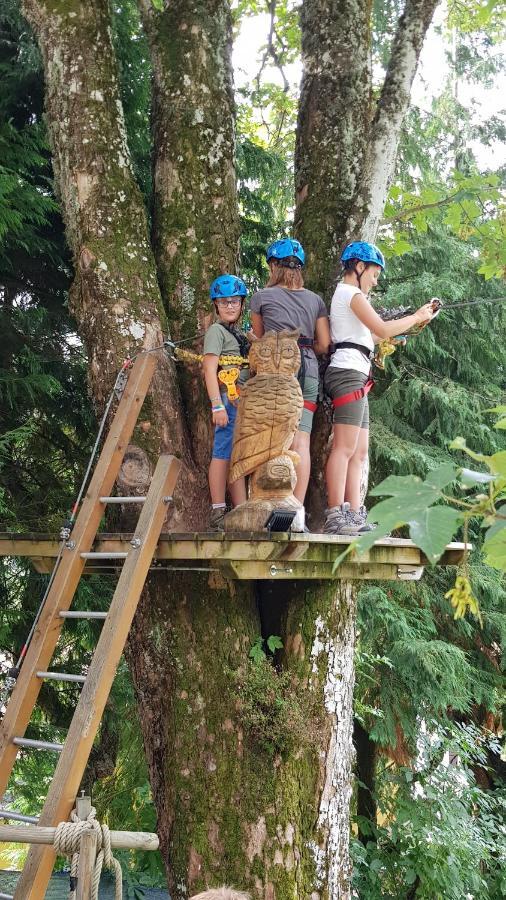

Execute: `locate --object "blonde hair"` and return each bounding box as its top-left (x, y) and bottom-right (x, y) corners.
top-left (266, 259), bottom-right (304, 291)
top-left (190, 890), bottom-right (251, 900)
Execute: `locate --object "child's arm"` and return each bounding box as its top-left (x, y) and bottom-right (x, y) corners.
top-left (202, 355), bottom-right (228, 427)
top-left (314, 316), bottom-right (331, 355)
top-left (350, 292), bottom-right (434, 338)
top-left (251, 312), bottom-right (264, 338)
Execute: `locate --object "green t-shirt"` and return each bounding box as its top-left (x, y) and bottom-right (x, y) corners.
top-left (203, 321), bottom-right (249, 385)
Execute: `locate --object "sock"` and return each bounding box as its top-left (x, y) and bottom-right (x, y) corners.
top-left (212, 503), bottom-right (226, 510)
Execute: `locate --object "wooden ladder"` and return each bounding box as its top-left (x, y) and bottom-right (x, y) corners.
top-left (0, 352), bottom-right (181, 900)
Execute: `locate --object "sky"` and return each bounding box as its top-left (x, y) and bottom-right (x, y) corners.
top-left (233, 4), bottom-right (506, 171)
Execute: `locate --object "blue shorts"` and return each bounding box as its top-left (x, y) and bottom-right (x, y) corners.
top-left (212, 398), bottom-right (238, 460)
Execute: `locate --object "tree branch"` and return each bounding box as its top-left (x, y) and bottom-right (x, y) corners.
top-left (349, 0), bottom-right (439, 241)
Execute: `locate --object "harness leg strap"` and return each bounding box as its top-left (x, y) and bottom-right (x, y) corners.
top-left (332, 378), bottom-right (375, 408)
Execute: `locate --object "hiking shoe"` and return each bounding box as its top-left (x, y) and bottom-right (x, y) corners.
top-left (347, 505), bottom-right (377, 533)
top-left (208, 506), bottom-right (226, 531)
top-left (323, 503), bottom-right (361, 536)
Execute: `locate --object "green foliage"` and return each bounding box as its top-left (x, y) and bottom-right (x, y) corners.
top-left (352, 723), bottom-right (506, 899)
top-left (248, 633), bottom-right (283, 663)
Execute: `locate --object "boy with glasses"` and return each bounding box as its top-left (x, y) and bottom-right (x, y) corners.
top-left (203, 275), bottom-right (250, 530)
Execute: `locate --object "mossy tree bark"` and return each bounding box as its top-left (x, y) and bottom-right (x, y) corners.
top-left (21, 0), bottom-right (199, 527)
top-left (295, 1), bottom-right (440, 894)
top-left (138, 0), bottom-right (241, 464)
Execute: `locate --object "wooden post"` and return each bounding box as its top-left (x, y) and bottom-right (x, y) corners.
top-left (75, 795), bottom-right (96, 900)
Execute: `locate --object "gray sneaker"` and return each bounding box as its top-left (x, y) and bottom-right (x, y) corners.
top-left (323, 502), bottom-right (361, 536)
top-left (347, 505), bottom-right (377, 533)
top-left (208, 506), bottom-right (226, 531)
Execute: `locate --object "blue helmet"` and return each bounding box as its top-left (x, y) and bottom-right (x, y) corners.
top-left (266, 238), bottom-right (305, 267)
top-left (209, 274), bottom-right (248, 301)
top-left (341, 241), bottom-right (385, 270)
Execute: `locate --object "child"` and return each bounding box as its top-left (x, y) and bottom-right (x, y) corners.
top-left (203, 274), bottom-right (250, 531)
top-left (324, 241), bottom-right (435, 535)
top-left (250, 238), bottom-right (330, 529)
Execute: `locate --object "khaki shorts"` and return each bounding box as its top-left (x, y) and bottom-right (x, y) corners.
top-left (324, 367), bottom-right (370, 428)
top-left (299, 375), bottom-right (319, 433)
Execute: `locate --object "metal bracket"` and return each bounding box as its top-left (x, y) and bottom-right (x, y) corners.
top-left (269, 564), bottom-right (294, 577)
top-left (114, 368), bottom-right (129, 401)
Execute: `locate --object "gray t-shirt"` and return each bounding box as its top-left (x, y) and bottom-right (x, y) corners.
top-left (249, 286), bottom-right (327, 378)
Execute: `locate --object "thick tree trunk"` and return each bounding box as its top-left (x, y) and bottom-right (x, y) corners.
top-left (295, 0), bottom-right (440, 890)
top-left (294, 0), bottom-right (372, 299)
top-left (22, 0), bottom-right (199, 526)
top-left (138, 0), bottom-right (241, 468)
top-left (126, 574), bottom-right (357, 899)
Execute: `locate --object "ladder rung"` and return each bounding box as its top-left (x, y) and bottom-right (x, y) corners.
top-left (99, 495), bottom-right (147, 504)
top-left (37, 671), bottom-right (86, 684)
top-left (60, 611), bottom-right (108, 619)
top-left (80, 552), bottom-right (128, 559)
top-left (0, 809), bottom-right (39, 824)
top-left (13, 737), bottom-right (63, 752)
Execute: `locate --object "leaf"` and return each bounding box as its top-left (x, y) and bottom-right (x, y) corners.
top-left (408, 506), bottom-right (463, 563)
top-left (483, 522), bottom-right (506, 574)
top-left (488, 450), bottom-right (506, 477)
top-left (267, 635), bottom-right (283, 653)
top-left (405, 869), bottom-right (417, 885)
top-left (424, 463), bottom-right (457, 490)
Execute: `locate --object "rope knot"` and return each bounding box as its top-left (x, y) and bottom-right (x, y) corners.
top-left (54, 806), bottom-right (122, 900)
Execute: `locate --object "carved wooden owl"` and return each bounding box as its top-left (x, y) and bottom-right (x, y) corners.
top-left (229, 330), bottom-right (303, 482)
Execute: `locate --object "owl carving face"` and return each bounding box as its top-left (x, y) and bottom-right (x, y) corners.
top-left (248, 330), bottom-right (301, 376)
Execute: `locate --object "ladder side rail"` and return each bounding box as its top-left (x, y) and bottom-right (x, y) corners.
top-left (14, 455), bottom-right (180, 900)
top-left (0, 354), bottom-right (157, 796)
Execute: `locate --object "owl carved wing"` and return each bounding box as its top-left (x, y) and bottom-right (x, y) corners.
top-left (229, 373), bottom-right (303, 482)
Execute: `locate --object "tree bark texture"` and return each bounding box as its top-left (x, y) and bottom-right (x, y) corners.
top-left (126, 574), bottom-right (357, 900)
top-left (21, 0), bottom-right (203, 527)
top-left (294, 0), bottom-right (372, 299)
top-left (139, 0), bottom-right (241, 467)
top-left (351, 0), bottom-right (440, 239)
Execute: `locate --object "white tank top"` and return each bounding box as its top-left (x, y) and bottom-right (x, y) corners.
top-left (329, 282), bottom-right (374, 376)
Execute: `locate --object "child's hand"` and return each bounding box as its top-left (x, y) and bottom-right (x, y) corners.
top-left (212, 408), bottom-right (229, 427)
top-left (414, 302), bottom-right (434, 324)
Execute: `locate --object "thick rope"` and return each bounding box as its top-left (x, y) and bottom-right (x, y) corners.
top-left (54, 807), bottom-right (122, 900)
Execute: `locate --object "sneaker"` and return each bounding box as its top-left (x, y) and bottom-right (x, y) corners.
top-left (208, 506), bottom-right (226, 531)
top-left (347, 505), bottom-right (377, 533)
top-left (323, 502), bottom-right (361, 536)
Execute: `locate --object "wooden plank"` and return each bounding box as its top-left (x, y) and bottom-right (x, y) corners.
top-left (222, 560), bottom-right (400, 580)
top-left (14, 455), bottom-right (180, 900)
top-left (76, 829), bottom-right (97, 900)
top-left (0, 354), bottom-right (157, 799)
top-left (0, 824), bottom-right (159, 851)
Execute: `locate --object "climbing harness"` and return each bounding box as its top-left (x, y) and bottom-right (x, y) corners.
top-left (331, 378), bottom-right (375, 409)
top-left (54, 806), bottom-right (122, 900)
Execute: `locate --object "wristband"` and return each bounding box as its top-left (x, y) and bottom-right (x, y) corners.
top-left (209, 396), bottom-right (221, 403)
top-left (212, 404), bottom-right (225, 412)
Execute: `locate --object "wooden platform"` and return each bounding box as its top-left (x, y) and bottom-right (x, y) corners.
top-left (0, 532), bottom-right (467, 581)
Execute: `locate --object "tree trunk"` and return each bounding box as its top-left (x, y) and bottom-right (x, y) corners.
top-left (295, 0), bottom-right (372, 299)
top-left (22, 0), bottom-right (198, 526)
top-left (126, 574), bottom-right (357, 899)
top-left (139, 0), bottom-right (241, 466)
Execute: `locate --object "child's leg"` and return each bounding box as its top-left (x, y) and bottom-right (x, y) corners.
top-left (208, 458), bottom-right (230, 505)
top-left (291, 430), bottom-right (311, 501)
top-left (229, 475), bottom-right (246, 506)
top-left (325, 423), bottom-right (361, 507)
top-left (344, 426), bottom-right (369, 509)
top-left (291, 375), bottom-right (318, 502)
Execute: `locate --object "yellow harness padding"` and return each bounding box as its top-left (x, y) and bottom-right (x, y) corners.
top-left (374, 339), bottom-right (397, 370)
top-left (174, 347), bottom-right (247, 401)
top-left (218, 367), bottom-right (240, 401)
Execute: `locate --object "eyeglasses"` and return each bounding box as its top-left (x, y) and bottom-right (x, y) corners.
top-left (216, 299), bottom-right (242, 308)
